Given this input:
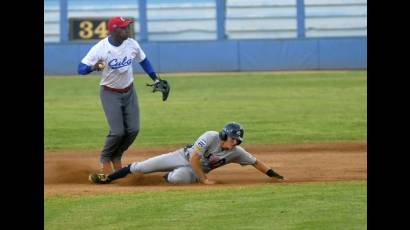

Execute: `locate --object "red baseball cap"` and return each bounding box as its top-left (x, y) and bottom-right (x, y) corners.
top-left (107, 17), bottom-right (133, 32)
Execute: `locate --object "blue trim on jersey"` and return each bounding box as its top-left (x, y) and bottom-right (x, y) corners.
top-left (108, 35), bottom-right (122, 47)
top-left (139, 58), bottom-right (157, 81)
top-left (77, 62), bottom-right (93, 75)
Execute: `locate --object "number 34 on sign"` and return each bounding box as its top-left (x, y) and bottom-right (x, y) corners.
top-left (69, 18), bottom-right (135, 41)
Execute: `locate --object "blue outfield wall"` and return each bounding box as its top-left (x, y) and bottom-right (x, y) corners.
top-left (44, 37), bottom-right (367, 75)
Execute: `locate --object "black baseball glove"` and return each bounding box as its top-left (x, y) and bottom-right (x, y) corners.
top-left (147, 79), bottom-right (170, 101)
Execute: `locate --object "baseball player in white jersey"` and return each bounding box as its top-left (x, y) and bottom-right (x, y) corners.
top-left (89, 122), bottom-right (285, 185)
top-left (78, 16), bottom-right (169, 174)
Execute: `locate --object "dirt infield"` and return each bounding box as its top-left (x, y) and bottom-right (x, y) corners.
top-left (44, 141), bottom-right (367, 196)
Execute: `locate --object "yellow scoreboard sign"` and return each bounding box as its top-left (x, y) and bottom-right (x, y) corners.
top-left (69, 18), bottom-right (135, 41)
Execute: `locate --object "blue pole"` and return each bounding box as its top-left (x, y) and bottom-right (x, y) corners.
top-left (60, 0), bottom-right (68, 42)
top-left (138, 0), bottom-right (148, 42)
top-left (296, 0), bottom-right (306, 38)
top-left (216, 0), bottom-right (226, 40)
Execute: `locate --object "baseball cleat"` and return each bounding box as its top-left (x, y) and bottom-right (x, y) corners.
top-left (88, 173), bottom-right (111, 184)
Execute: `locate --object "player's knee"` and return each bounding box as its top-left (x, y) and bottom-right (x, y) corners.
top-left (167, 176), bottom-right (192, 184)
top-left (113, 131), bottom-right (126, 138)
top-left (167, 169), bottom-right (196, 184)
top-left (109, 127), bottom-right (127, 137)
top-left (126, 128), bottom-right (139, 138)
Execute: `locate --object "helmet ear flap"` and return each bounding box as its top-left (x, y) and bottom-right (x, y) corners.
top-left (219, 129), bottom-right (227, 141)
top-left (238, 129), bottom-right (244, 145)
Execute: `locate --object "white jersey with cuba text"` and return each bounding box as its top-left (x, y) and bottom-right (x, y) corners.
top-left (81, 37), bottom-right (146, 89)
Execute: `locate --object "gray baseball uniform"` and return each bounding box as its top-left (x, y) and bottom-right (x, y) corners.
top-left (130, 131), bottom-right (257, 184)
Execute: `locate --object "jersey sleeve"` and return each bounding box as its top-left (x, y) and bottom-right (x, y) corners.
top-left (192, 132), bottom-right (213, 157)
top-left (232, 146), bottom-right (257, 166)
top-left (130, 39), bottom-right (146, 62)
top-left (81, 43), bottom-right (102, 66)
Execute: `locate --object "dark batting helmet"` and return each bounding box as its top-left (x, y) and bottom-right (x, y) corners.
top-left (219, 122), bottom-right (244, 145)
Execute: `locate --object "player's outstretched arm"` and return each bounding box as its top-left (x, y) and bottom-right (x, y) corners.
top-left (140, 58), bottom-right (170, 101)
top-left (253, 159), bottom-right (285, 181)
top-left (139, 58), bottom-right (158, 81)
top-left (190, 151), bottom-right (215, 185)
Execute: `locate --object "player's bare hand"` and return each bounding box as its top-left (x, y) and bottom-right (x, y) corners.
top-left (275, 176), bottom-right (287, 182)
top-left (93, 60), bottom-right (106, 71)
top-left (202, 179), bottom-right (216, 185)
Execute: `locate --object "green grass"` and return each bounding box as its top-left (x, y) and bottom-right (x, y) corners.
top-left (44, 181), bottom-right (367, 230)
top-left (44, 71), bottom-right (367, 149)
